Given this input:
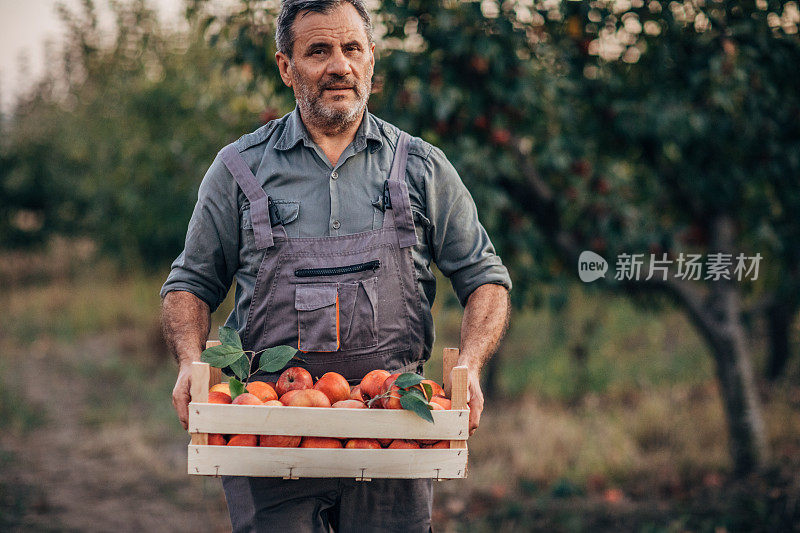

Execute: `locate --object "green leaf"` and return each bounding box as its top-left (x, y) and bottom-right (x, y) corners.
top-left (258, 345), bottom-right (297, 373)
top-left (229, 354), bottom-right (250, 381)
top-left (229, 377), bottom-right (246, 401)
top-left (421, 382), bottom-right (434, 401)
top-left (400, 394), bottom-right (434, 423)
top-left (399, 387), bottom-right (428, 402)
top-left (201, 344), bottom-right (245, 369)
top-left (219, 326), bottom-right (242, 350)
top-left (394, 372), bottom-right (424, 389)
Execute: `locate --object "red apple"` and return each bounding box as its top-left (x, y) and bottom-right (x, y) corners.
top-left (284, 389), bottom-right (331, 407)
top-left (349, 384), bottom-right (366, 402)
top-left (331, 399), bottom-right (367, 408)
top-left (208, 391), bottom-right (232, 404)
top-left (259, 434), bottom-right (301, 448)
top-left (279, 389), bottom-right (302, 405)
top-left (388, 439), bottom-right (420, 449)
top-left (420, 379), bottom-right (445, 400)
top-left (263, 399), bottom-right (283, 406)
top-left (300, 437), bottom-right (343, 448)
top-left (275, 367), bottom-right (313, 396)
top-left (313, 372), bottom-right (351, 404)
top-left (344, 439), bottom-right (382, 449)
top-left (360, 369), bottom-right (390, 400)
top-left (246, 381), bottom-right (278, 402)
top-left (208, 433), bottom-right (227, 445)
top-left (232, 393), bottom-right (263, 406)
top-left (379, 373), bottom-right (403, 409)
top-left (430, 396), bottom-right (451, 410)
top-left (228, 434), bottom-right (258, 446)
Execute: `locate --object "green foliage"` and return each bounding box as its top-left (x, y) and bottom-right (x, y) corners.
top-left (218, 326), bottom-right (242, 350)
top-left (200, 344), bottom-right (245, 368)
top-left (394, 372), bottom-right (424, 389)
top-left (228, 376), bottom-right (246, 400)
top-left (258, 345), bottom-right (299, 373)
top-left (228, 355), bottom-right (250, 381)
top-left (371, 0), bottom-right (800, 309)
top-left (421, 382), bottom-right (433, 400)
top-left (399, 387), bottom-right (434, 423)
top-left (0, 0), bottom-right (267, 266)
top-left (200, 326), bottom-right (297, 383)
top-left (2, 0), bottom-right (798, 294)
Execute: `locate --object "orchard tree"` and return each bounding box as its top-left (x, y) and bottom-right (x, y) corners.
top-left (0, 0), bottom-right (264, 265)
top-left (180, 0), bottom-right (799, 476)
top-left (371, 0), bottom-right (800, 476)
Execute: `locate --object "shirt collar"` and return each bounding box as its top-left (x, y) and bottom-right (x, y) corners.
top-left (274, 107), bottom-right (384, 153)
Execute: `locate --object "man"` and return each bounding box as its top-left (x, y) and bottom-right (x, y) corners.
top-left (160, 0), bottom-right (511, 530)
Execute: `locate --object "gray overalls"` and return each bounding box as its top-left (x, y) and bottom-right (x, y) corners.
top-left (218, 132), bottom-right (433, 532)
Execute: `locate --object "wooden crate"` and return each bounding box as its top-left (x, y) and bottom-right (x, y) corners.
top-left (187, 346), bottom-right (469, 480)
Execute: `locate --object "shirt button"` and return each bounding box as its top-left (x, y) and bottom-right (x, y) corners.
top-left (332, 220), bottom-right (341, 230)
top-left (331, 171), bottom-right (338, 180)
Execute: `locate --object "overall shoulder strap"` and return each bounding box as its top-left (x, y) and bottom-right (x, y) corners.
top-left (219, 144), bottom-right (274, 250)
top-left (385, 132), bottom-right (417, 248)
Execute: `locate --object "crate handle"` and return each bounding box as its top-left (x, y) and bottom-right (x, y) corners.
top-left (442, 347), bottom-right (469, 451)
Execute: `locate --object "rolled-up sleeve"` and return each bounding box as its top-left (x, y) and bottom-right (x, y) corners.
top-left (423, 146), bottom-right (512, 306)
top-left (160, 153), bottom-right (240, 312)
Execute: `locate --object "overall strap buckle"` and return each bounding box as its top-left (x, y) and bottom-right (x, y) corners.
top-left (382, 181), bottom-right (392, 211)
top-left (268, 198), bottom-right (283, 227)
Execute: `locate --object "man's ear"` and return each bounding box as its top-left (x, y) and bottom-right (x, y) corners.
top-left (369, 42), bottom-right (375, 70)
top-left (276, 51), bottom-right (293, 88)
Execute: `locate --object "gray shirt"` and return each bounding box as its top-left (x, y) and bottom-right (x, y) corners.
top-left (161, 108), bottom-right (511, 358)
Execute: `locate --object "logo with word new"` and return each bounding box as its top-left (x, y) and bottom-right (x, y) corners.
top-left (578, 251), bottom-right (608, 282)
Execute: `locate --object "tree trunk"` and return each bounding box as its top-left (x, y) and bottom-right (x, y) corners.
top-left (766, 300), bottom-right (795, 381)
top-left (704, 216), bottom-right (768, 476)
top-left (498, 157), bottom-right (770, 476)
top-left (706, 300), bottom-right (768, 476)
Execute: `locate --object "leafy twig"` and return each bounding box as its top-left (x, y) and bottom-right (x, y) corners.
top-left (200, 326), bottom-right (297, 400)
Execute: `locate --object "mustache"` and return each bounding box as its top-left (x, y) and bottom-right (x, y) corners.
top-left (320, 79), bottom-right (358, 94)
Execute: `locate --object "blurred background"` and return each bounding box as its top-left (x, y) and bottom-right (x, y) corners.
top-left (1, 0), bottom-right (799, 531)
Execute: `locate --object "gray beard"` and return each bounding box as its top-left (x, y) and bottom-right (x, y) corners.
top-left (294, 78), bottom-right (372, 135)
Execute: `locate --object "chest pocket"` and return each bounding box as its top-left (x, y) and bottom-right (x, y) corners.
top-left (241, 200), bottom-right (301, 237)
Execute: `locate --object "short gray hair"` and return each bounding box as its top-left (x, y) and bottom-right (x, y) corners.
top-left (275, 0), bottom-right (374, 58)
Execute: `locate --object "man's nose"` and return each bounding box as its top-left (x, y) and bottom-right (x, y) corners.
top-left (326, 47), bottom-right (352, 76)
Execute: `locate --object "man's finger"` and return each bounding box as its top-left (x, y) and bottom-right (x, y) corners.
top-left (178, 400), bottom-right (189, 430)
top-left (173, 387), bottom-right (190, 431)
top-left (467, 399), bottom-right (481, 436)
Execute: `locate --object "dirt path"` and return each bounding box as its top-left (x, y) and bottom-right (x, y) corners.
top-left (0, 335), bottom-right (231, 532)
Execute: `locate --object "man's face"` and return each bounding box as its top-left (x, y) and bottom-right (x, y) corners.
top-left (276, 3), bottom-right (375, 133)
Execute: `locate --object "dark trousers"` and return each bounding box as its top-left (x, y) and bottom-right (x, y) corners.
top-left (222, 476), bottom-right (433, 533)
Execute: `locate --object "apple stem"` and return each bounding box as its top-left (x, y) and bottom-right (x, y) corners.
top-left (366, 390), bottom-right (391, 408)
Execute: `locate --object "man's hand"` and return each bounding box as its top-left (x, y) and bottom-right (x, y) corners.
top-left (161, 291), bottom-right (210, 431)
top-left (456, 283), bottom-right (510, 437)
top-left (172, 364), bottom-right (194, 430)
top-left (464, 368), bottom-right (484, 436)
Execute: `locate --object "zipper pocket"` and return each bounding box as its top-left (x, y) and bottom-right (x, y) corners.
top-left (295, 260), bottom-right (381, 278)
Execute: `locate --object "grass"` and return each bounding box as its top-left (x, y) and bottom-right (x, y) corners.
top-left (0, 360), bottom-right (47, 434)
top-left (0, 242), bottom-right (798, 530)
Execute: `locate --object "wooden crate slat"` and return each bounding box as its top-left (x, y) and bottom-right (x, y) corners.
top-left (449, 366), bottom-right (469, 451)
top-left (190, 362), bottom-right (211, 446)
top-left (189, 403), bottom-right (469, 440)
top-left (188, 446), bottom-right (468, 479)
